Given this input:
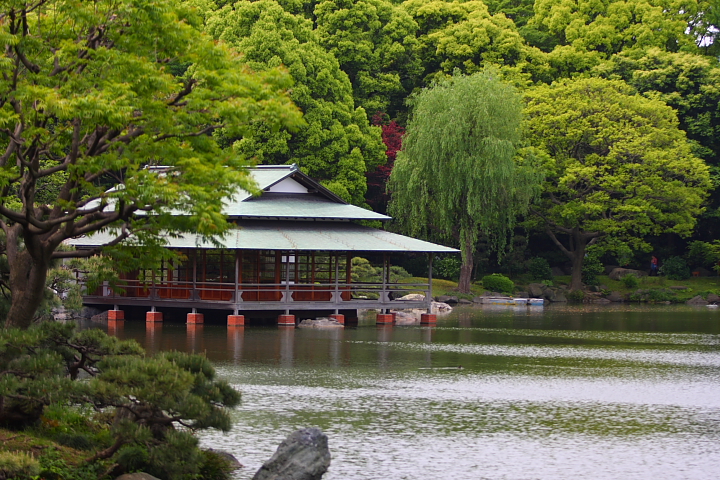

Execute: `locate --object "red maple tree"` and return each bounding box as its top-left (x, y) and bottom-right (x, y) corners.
top-left (366, 112), bottom-right (404, 213)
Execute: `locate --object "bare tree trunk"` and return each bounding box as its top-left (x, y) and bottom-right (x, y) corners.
top-left (569, 235), bottom-right (587, 291)
top-left (457, 234), bottom-right (474, 294)
top-left (5, 227), bottom-right (51, 329)
top-left (544, 226), bottom-right (595, 292)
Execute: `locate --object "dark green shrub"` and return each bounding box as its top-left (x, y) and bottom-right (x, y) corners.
top-left (117, 444), bottom-right (150, 473)
top-left (622, 274), bottom-right (639, 289)
top-left (198, 450), bottom-right (236, 480)
top-left (567, 289), bottom-right (585, 303)
top-left (660, 256), bottom-right (691, 280)
top-left (686, 241), bottom-right (714, 268)
top-left (528, 257), bottom-right (552, 281)
top-left (433, 256), bottom-right (462, 280)
top-left (54, 433), bottom-right (93, 451)
top-left (481, 274), bottom-right (514, 294)
top-left (647, 289), bottom-right (676, 303)
top-left (582, 248), bottom-right (603, 286)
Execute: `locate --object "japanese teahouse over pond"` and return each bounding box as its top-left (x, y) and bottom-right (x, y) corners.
top-left (70, 165), bottom-right (458, 326)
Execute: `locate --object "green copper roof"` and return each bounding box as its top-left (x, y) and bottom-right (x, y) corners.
top-left (222, 193), bottom-right (389, 221)
top-left (69, 221), bottom-right (458, 253)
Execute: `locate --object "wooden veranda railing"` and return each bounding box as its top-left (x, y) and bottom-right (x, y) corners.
top-left (80, 278), bottom-right (432, 310)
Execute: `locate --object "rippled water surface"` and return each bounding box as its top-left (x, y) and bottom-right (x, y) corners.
top-left (109, 304), bottom-right (720, 479)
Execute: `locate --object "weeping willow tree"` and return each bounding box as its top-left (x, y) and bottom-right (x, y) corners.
top-left (388, 72), bottom-right (541, 293)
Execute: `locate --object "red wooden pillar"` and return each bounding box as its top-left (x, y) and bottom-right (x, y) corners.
top-left (187, 309), bottom-right (204, 324)
top-left (420, 313), bottom-right (437, 325)
top-left (228, 314), bottom-right (245, 326)
top-left (330, 314), bottom-right (345, 325)
top-left (146, 307), bottom-right (163, 322)
top-left (278, 314), bottom-right (295, 326)
top-left (376, 313), bottom-right (393, 325)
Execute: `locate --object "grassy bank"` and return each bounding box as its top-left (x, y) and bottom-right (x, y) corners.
top-left (0, 427), bottom-right (109, 480)
top-left (402, 274), bottom-right (720, 303)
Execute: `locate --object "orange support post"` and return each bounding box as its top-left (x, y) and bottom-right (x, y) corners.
top-left (278, 314), bottom-right (295, 326)
top-left (376, 313), bottom-right (393, 325)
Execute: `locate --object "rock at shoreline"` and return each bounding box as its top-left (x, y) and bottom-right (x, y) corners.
top-left (393, 311), bottom-right (419, 325)
top-left (608, 268), bottom-right (647, 281)
top-left (298, 318), bottom-right (343, 328)
top-left (91, 311), bottom-right (109, 322)
top-left (116, 474), bottom-right (161, 480)
top-left (431, 301), bottom-right (452, 314)
top-left (547, 291), bottom-right (567, 303)
top-left (686, 295), bottom-right (707, 305)
top-left (207, 449), bottom-right (243, 470)
top-left (396, 293), bottom-right (426, 301)
top-left (253, 427), bottom-right (331, 480)
top-left (528, 283), bottom-right (545, 298)
top-left (436, 295), bottom-right (458, 304)
top-left (606, 291), bottom-right (624, 302)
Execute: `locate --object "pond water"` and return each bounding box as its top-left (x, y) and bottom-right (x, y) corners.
top-left (105, 304), bottom-right (720, 480)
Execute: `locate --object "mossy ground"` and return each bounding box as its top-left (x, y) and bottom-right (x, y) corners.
top-left (0, 427), bottom-right (107, 479)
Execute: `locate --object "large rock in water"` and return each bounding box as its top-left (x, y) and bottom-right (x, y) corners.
top-left (253, 428), bottom-right (331, 480)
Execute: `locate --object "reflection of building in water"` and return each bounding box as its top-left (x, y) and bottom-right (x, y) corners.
top-left (279, 327), bottom-right (294, 368)
top-left (328, 328), bottom-right (344, 368)
top-left (227, 326), bottom-right (244, 365)
top-left (145, 322), bottom-right (162, 354)
top-left (107, 319), bottom-right (124, 337)
top-left (70, 165), bottom-right (457, 327)
top-left (186, 324), bottom-right (204, 353)
top-left (377, 324), bottom-right (394, 369)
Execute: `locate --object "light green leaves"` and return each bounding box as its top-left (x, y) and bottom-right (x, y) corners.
top-left (524, 77), bottom-right (711, 249)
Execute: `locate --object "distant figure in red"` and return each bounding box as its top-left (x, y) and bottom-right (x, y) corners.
top-left (650, 256), bottom-right (659, 276)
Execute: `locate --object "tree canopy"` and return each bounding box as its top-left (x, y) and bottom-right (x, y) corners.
top-left (524, 77), bottom-right (711, 290)
top-left (315, 0), bottom-right (423, 117)
top-left (0, 0), bottom-right (302, 328)
top-left (388, 72), bottom-right (540, 292)
top-left (206, 0), bottom-right (386, 205)
top-left (402, 0), bottom-right (550, 84)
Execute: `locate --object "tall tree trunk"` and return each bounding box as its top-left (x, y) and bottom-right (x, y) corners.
top-left (5, 227), bottom-right (51, 330)
top-left (545, 227), bottom-right (595, 292)
top-left (569, 234), bottom-right (587, 291)
top-left (457, 232), bottom-right (474, 294)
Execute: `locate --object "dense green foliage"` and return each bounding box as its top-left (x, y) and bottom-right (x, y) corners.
top-left (388, 72), bottom-right (541, 292)
top-left (206, 0), bottom-right (386, 205)
top-left (0, 322), bottom-right (239, 479)
top-left (581, 248), bottom-right (604, 286)
top-left (660, 256), bottom-right (692, 279)
top-left (528, 257), bottom-right (553, 281)
top-left (524, 77), bottom-right (711, 289)
top-left (0, 0), bottom-right (302, 328)
top-left (3, 0), bottom-right (720, 319)
top-left (481, 273), bottom-right (515, 293)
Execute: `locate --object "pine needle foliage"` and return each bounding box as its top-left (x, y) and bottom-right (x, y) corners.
top-left (388, 71), bottom-right (541, 292)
